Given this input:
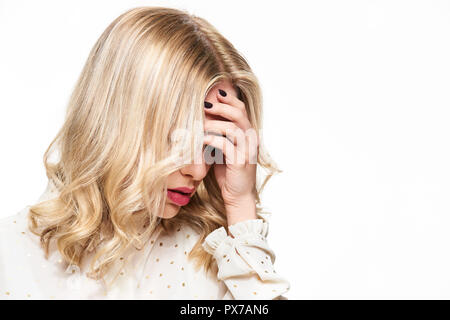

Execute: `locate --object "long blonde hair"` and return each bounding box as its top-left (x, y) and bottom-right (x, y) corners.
top-left (28, 6), bottom-right (281, 288)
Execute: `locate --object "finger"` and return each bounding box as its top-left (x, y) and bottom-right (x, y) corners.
top-left (203, 134), bottom-right (246, 166)
top-left (204, 101), bottom-right (251, 130)
top-left (215, 88), bottom-right (246, 112)
top-left (245, 131), bottom-right (259, 165)
top-left (204, 119), bottom-right (245, 146)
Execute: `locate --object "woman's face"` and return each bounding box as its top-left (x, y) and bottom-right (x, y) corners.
top-left (160, 80), bottom-right (238, 219)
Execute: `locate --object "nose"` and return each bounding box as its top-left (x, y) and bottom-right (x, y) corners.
top-left (179, 160), bottom-right (210, 181)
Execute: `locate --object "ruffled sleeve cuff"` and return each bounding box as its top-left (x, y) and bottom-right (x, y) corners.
top-left (202, 218), bottom-right (290, 300)
top-left (203, 216), bottom-right (269, 249)
top-left (229, 218), bottom-right (269, 239)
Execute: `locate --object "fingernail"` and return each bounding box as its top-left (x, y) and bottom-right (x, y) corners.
top-left (204, 101), bottom-right (213, 108)
top-left (218, 89), bottom-right (227, 97)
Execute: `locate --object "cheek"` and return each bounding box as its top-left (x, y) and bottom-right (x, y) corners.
top-left (166, 171), bottom-right (180, 184)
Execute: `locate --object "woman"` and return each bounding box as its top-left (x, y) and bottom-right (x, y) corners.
top-left (0, 6), bottom-right (290, 299)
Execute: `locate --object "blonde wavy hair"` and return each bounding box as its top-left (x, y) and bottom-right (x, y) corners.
top-left (28, 6), bottom-right (281, 289)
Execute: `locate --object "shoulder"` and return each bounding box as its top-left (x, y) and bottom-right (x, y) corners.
top-left (0, 206), bottom-right (31, 236)
top-left (0, 206), bottom-right (42, 259)
top-left (0, 179), bottom-right (57, 233)
top-left (0, 180), bottom-right (60, 243)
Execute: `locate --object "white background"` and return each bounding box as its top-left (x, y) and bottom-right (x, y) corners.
top-left (1, 0), bottom-right (450, 299)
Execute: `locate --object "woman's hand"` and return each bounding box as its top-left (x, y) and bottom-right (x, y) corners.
top-left (203, 87), bottom-right (259, 226)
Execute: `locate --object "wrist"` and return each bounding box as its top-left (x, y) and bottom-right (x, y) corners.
top-left (225, 194), bottom-right (257, 227)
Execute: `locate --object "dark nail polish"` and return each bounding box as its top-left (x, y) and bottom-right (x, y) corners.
top-left (219, 89), bottom-right (227, 97)
top-left (204, 101), bottom-right (213, 108)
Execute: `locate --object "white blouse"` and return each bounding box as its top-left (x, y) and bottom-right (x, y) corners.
top-left (0, 180), bottom-right (290, 300)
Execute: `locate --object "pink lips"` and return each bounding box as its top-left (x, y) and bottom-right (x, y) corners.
top-left (169, 187), bottom-right (195, 194)
top-left (167, 187), bottom-right (195, 206)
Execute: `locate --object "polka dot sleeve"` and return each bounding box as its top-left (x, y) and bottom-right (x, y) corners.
top-left (202, 218), bottom-right (290, 300)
